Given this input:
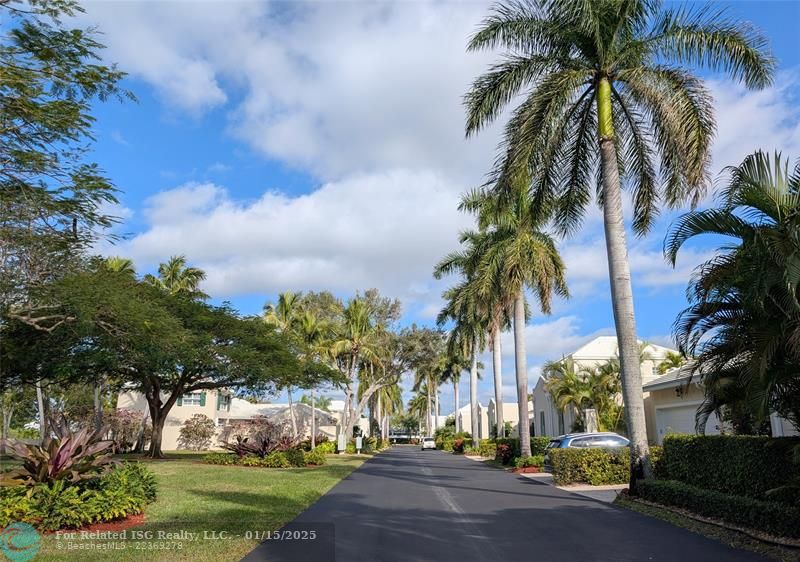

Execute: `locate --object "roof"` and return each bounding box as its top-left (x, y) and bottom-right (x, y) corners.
top-left (225, 399), bottom-right (337, 424)
top-left (570, 336), bottom-right (677, 362)
top-left (642, 364), bottom-right (696, 391)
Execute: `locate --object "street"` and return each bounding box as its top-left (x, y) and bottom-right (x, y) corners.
top-left (243, 446), bottom-right (765, 561)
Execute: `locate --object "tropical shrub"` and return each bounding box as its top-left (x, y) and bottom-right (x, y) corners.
top-left (284, 448), bottom-right (306, 467)
top-left (496, 443), bottom-right (514, 465)
top-left (514, 455), bottom-right (545, 469)
top-left (495, 438), bottom-right (520, 458)
top-left (638, 479), bottom-right (800, 539)
top-left (452, 438), bottom-right (466, 454)
top-left (530, 437), bottom-right (550, 456)
top-left (304, 448), bottom-right (327, 466)
top-left (315, 441), bottom-right (336, 454)
top-left (0, 463), bottom-right (157, 531)
top-left (178, 414), bottom-right (216, 450)
top-left (659, 435), bottom-right (800, 503)
top-left (106, 409), bottom-right (148, 452)
top-left (478, 440), bottom-right (496, 458)
top-left (3, 427), bottom-right (117, 485)
top-left (262, 452), bottom-right (290, 468)
top-left (378, 439), bottom-right (392, 450)
top-left (464, 446), bottom-right (480, 456)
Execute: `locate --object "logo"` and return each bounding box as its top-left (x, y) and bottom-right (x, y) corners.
top-left (0, 522), bottom-right (40, 562)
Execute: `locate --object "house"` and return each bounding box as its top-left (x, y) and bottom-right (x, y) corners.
top-left (531, 336), bottom-right (678, 441)
top-left (455, 403), bottom-right (490, 439)
top-left (116, 389), bottom-right (358, 451)
top-left (643, 365), bottom-right (799, 443)
top-left (487, 399), bottom-right (533, 438)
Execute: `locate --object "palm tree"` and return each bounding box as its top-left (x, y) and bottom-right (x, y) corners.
top-left (145, 255), bottom-right (208, 299)
top-left (105, 256), bottom-right (135, 276)
top-left (331, 298), bottom-right (383, 440)
top-left (666, 151), bottom-right (800, 432)
top-left (461, 181), bottom-right (568, 455)
top-left (264, 291), bottom-right (303, 438)
top-left (465, 0), bottom-right (774, 485)
top-left (543, 358), bottom-right (593, 426)
top-left (295, 310), bottom-right (331, 447)
top-left (657, 351), bottom-right (686, 375)
top-left (438, 280), bottom-right (487, 448)
top-left (438, 349), bottom-right (472, 433)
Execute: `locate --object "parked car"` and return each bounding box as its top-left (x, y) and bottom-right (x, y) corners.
top-left (421, 437), bottom-right (436, 451)
top-left (543, 432), bottom-right (629, 471)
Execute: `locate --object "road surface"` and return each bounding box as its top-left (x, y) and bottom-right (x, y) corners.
top-left (243, 446), bottom-right (765, 562)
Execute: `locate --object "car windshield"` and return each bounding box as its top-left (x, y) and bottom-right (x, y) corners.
top-left (423, 438), bottom-right (434, 442)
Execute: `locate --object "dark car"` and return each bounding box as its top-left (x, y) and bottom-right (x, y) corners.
top-left (543, 432), bottom-right (630, 471)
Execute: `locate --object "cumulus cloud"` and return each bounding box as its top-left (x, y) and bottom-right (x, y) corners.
top-left (116, 170), bottom-right (472, 303)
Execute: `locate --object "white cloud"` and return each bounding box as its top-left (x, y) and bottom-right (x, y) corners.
top-left (115, 170), bottom-right (472, 303)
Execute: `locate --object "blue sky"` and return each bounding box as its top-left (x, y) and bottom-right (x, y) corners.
top-left (82, 1), bottom-right (800, 410)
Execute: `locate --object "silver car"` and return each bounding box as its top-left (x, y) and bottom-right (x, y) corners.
top-left (421, 437), bottom-right (436, 451)
top-left (543, 432), bottom-right (629, 470)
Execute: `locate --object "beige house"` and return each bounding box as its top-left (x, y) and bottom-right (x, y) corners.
top-left (455, 403), bottom-right (490, 439)
top-left (487, 399), bottom-right (533, 438)
top-left (117, 389), bottom-right (355, 451)
top-left (643, 365), bottom-right (799, 443)
top-left (532, 336), bottom-right (677, 441)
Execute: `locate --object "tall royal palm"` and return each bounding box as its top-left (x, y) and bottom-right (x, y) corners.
top-left (465, 0), bottom-right (773, 483)
top-left (462, 182), bottom-right (568, 456)
top-left (264, 291), bottom-right (303, 438)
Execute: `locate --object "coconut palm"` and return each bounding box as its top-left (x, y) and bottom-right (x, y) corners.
top-left (105, 256), bottom-right (135, 276)
top-left (264, 291), bottom-right (303, 438)
top-left (666, 151), bottom-right (800, 432)
top-left (295, 310), bottom-right (331, 447)
top-left (145, 255), bottom-right (208, 299)
top-left (465, 0), bottom-right (774, 484)
top-left (460, 180), bottom-right (568, 455)
top-left (657, 351), bottom-right (686, 375)
top-left (438, 349), bottom-right (472, 433)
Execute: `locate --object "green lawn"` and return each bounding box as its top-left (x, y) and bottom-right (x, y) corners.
top-left (35, 453), bottom-right (365, 562)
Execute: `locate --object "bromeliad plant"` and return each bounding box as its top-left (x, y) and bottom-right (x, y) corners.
top-left (3, 427), bottom-right (117, 486)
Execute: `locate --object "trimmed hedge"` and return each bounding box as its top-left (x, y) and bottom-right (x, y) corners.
top-left (660, 435), bottom-right (800, 502)
top-left (0, 462), bottom-right (157, 531)
top-left (550, 448), bottom-right (629, 485)
top-left (493, 437), bottom-right (551, 457)
top-left (638, 479), bottom-right (800, 539)
top-left (478, 439), bottom-right (496, 458)
top-left (304, 448), bottom-right (327, 466)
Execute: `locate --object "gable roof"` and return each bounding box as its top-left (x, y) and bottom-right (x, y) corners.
top-left (642, 364), bottom-right (696, 391)
top-left (569, 336), bottom-right (677, 362)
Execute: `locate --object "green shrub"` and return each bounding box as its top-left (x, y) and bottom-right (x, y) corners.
top-left (638, 479), bottom-right (800, 538)
top-left (452, 438), bottom-right (466, 454)
top-left (284, 448), bottom-right (306, 467)
top-left (496, 443), bottom-right (515, 465)
top-left (316, 441), bottom-right (337, 454)
top-left (304, 448), bottom-right (327, 466)
top-left (0, 463), bottom-right (156, 531)
top-left (440, 438), bottom-right (455, 452)
top-left (478, 439), bottom-right (496, 458)
top-left (660, 435), bottom-right (800, 503)
top-left (464, 446), bottom-right (480, 455)
top-left (550, 448), bottom-right (629, 485)
top-left (514, 455), bottom-right (545, 468)
top-left (530, 437), bottom-right (550, 456)
top-left (204, 452), bottom-right (237, 465)
top-left (263, 452), bottom-right (290, 468)
top-left (495, 438), bottom-right (520, 457)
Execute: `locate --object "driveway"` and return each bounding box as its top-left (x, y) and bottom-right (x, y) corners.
top-left (243, 446), bottom-right (766, 561)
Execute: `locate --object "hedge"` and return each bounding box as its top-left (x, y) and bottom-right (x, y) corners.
top-left (660, 435), bottom-right (800, 502)
top-left (493, 437), bottom-right (551, 457)
top-left (549, 447), bottom-right (663, 485)
top-left (638, 479), bottom-right (800, 539)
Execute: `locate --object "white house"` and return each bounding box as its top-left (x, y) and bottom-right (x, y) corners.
top-left (531, 336), bottom-right (677, 442)
top-left (487, 399), bottom-right (533, 438)
top-left (455, 403), bottom-right (490, 439)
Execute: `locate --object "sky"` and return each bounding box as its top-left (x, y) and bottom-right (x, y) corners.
top-left (80, 0), bottom-right (800, 412)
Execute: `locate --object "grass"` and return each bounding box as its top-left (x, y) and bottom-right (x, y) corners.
top-left (615, 494), bottom-right (800, 562)
top-left (34, 452), bottom-right (366, 562)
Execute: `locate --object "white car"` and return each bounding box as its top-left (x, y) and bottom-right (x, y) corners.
top-left (421, 437), bottom-right (436, 451)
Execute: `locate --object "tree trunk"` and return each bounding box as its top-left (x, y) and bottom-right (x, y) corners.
top-left (94, 382), bottom-right (103, 433)
top-left (454, 379), bottom-right (460, 433)
top-left (492, 324), bottom-right (504, 438)
top-left (434, 386), bottom-right (439, 434)
top-left (376, 392), bottom-right (382, 441)
top-left (149, 414), bottom-right (165, 458)
top-left (470, 337), bottom-right (479, 449)
top-left (35, 380), bottom-right (47, 444)
top-left (311, 387), bottom-right (316, 450)
top-left (597, 76), bottom-right (651, 493)
top-left (287, 387), bottom-right (298, 438)
top-left (514, 290), bottom-right (531, 457)
top-left (426, 386), bottom-right (432, 436)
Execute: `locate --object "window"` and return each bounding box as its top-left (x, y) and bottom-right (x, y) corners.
top-left (540, 412), bottom-right (546, 436)
top-left (557, 411), bottom-right (565, 435)
top-left (570, 437), bottom-right (593, 448)
top-left (216, 394), bottom-right (231, 411)
top-left (179, 392), bottom-right (205, 407)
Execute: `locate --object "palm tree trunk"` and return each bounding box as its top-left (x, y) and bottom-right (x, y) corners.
top-left (35, 379), bottom-right (47, 444)
top-left (597, 77), bottom-right (651, 491)
top-left (514, 290), bottom-right (531, 457)
top-left (376, 392), bottom-right (382, 441)
top-left (434, 386), bottom-right (439, 434)
top-left (287, 387), bottom-right (298, 439)
top-left (94, 381), bottom-right (103, 433)
top-left (492, 325), bottom-right (504, 438)
top-left (311, 387), bottom-right (316, 450)
top-left (470, 336), bottom-right (479, 448)
top-left (454, 379), bottom-right (460, 433)
top-left (426, 387), bottom-right (432, 436)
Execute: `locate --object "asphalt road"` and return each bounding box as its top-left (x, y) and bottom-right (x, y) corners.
top-left (243, 446), bottom-right (766, 562)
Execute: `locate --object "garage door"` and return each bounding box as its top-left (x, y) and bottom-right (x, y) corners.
top-left (655, 404), bottom-right (720, 444)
